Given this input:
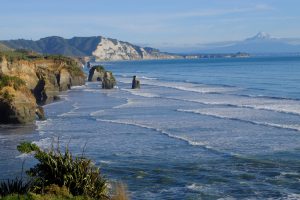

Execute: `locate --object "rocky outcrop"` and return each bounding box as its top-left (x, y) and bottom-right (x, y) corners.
top-left (131, 76), bottom-right (140, 89)
top-left (36, 106), bottom-right (46, 120)
top-left (88, 65), bottom-right (105, 82)
top-left (0, 75), bottom-right (37, 124)
top-left (102, 71), bottom-right (116, 89)
top-left (92, 37), bottom-right (182, 61)
top-left (88, 65), bottom-right (117, 89)
top-left (0, 51), bottom-right (86, 124)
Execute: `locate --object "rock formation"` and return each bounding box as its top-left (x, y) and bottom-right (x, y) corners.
top-left (131, 76), bottom-right (140, 89)
top-left (0, 75), bottom-right (37, 124)
top-left (92, 37), bottom-right (182, 61)
top-left (102, 71), bottom-right (116, 89)
top-left (88, 65), bottom-right (117, 89)
top-left (88, 65), bottom-right (105, 82)
top-left (0, 51), bottom-right (86, 124)
top-left (36, 106), bottom-right (46, 120)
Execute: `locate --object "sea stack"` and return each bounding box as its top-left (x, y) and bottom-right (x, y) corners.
top-left (132, 76), bottom-right (140, 89)
top-left (102, 71), bottom-right (116, 89)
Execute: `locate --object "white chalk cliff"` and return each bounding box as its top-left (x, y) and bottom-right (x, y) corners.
top-left (92, 37), bottom-right (181, 61)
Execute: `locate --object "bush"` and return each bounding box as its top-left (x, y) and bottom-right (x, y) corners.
top-left (17, 142), bottom-right (109, 200)
top-left (0, 75), bottom-right (26, 90)
top-left (0, 177), bottom-right (32, 197)
top-left (94, 65), bottom-right (105, 73)
top-left (0, 50), bottom-right (43, 63)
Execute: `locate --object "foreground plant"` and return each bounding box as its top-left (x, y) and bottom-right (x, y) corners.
top-left (17, 142), bottom-right (109, 199)
top-left (0, 177), bottom-right (31, 197)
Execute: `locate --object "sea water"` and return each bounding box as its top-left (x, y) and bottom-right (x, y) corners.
top-left (1, 57), bottom-right (300, 199)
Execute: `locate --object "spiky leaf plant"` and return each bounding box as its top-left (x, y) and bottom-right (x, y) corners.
top-left (18, 142), bottom-right (109, 199)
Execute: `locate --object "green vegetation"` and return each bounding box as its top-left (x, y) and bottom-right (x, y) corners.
top-left (2, 36), bottom-right (102, 57)
top-left (1, 141), bottom-right (120, 199)
top-left (0, 49), bottom-right (43, 63)
top-left (94, 65), bottom-right (105, 73)
top-left (0, 141), bottom-right (120, 199)
top-left (44, 55), bottom-right (84, 77)
top-left (0, 75), bottom-right (26, 90)
top-left (0, 43), bottom-right (12, 52)
top-left (0, 50), bottom-right (84, 78)
top-left (0, 177), bottom-right (31, 197)
top-left (15, 142), bottom-right (109, 199)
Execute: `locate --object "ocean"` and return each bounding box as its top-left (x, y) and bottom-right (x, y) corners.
top-left (1, 57), bottom-right (300, 199)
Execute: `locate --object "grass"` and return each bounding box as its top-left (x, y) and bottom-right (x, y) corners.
top-left (0, 178), bottom-right (31, 197)
top-left (93, 65), bottom-right (105, 73)
top-left (0, 49), bottom-right (43, 63)
top-left (0, 75), bottom-right (26, 90)
top-left (1, 193), bottom-right (92, 200)
top-left (44, 55), bottom-right (84, 77)
top-left (0, 50), bottom-right (85, 78)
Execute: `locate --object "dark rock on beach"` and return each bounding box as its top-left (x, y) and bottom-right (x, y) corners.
top-left (132, 76), bottom-right (140, 89)
top-left (102, 71), bottom-right (116, 89)
top-left (88, 65), bottom-right (105, 82)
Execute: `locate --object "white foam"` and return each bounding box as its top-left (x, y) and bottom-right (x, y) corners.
top-left (71, 85), bottom-right (87, 89)
top-left (118, 78), bottom-right (300, 116)
top-left (32, 137), bottom-right (52, 149)
top-left (141, 79), bottom-right (237, 94)
top-left (175, 96), bottom-right (300, 116)
top-left (90, 110), bottom-right (105, 116)
top-left (58, 111), bottom-right (78, 117)
top-left (113, 99), bottom-right (135, 109)
top-left (122, 89), bottom-right (160, 98)
top-left (83, 89), bottom-right (102, 93)
top-left (99, 160), bottom-right (113, 164)
top-left (140, 76), bottom-right (157, 80)
top-left (177, 109), bottom-right (300, 132)
top-left (96, 119), bottom-right (212, 150)
top-left (285, 194), bottom-right (300, 200)
top-left (186, 183), bottom-right (204, 191)
top-left (36, 119), bottom-right (52, 131)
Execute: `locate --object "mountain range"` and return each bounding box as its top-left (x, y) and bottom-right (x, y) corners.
top-left (163, 32), bottom-right (300, 54)
top-left (0, 36), bottom-right (180, 61)
top-left (1, 32), bottom-right (300, 60)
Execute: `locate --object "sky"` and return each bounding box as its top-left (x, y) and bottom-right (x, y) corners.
top-left (1, 0), bottom-right (300, 49)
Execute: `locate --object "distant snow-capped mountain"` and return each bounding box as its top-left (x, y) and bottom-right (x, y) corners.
top-left (246, 32), bottom-right (272, 41)
top-left (162, 32), bottom-right (300, 54)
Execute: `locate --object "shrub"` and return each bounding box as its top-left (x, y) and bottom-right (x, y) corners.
top-left (94, 65), bottom-right (105, 73)
top-left (0, 50), bottom-right (43, 63)
top-left (0, 177), bottom-right (32, 197)
top-left (0, 75), bottom-right (26, 90)
top-left (17, 142), bottom-right (109, 200)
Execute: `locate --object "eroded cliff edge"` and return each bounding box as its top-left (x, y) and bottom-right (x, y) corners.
top-left (0, 50), bottom-right (86, 124)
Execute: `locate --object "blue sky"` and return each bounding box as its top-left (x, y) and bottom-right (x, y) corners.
top-left (1, 0), bottom-right (300, 48)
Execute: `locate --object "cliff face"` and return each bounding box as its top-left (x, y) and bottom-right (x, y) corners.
top-left (0, 51), bottom-right (86, 124)
top-left (92, 38), bottom-right (181, 61)
top-left (1, 36), bottom-right (182, 61)
top-left (0, 76), bottom-right (36, 124)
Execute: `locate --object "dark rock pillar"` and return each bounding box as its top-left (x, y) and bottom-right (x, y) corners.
top-left (132, 76), bottom-right (140, 89)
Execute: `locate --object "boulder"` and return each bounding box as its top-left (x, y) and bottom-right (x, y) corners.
top-left (131, 76), bottom-right (140, 89)
top-left (36, 106), bottom-right (46, 120)
top-left (102, 71), bottom-right (116, 89)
